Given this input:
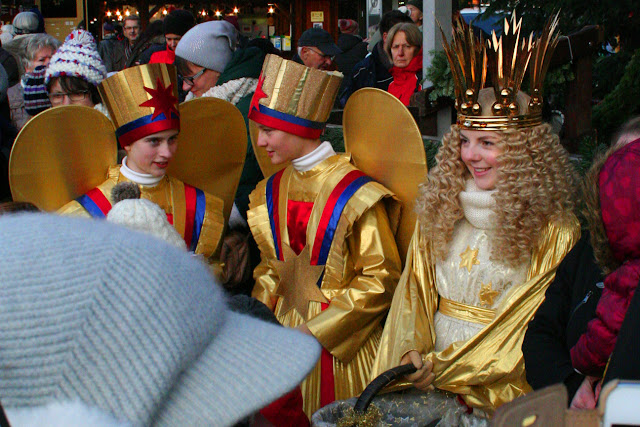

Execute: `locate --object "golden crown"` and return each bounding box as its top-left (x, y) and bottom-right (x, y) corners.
top-left (440, 12), bottom-right (560, 130)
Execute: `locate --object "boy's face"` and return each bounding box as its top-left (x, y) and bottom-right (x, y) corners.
top-left (255, 123), bottom-right (310, 165)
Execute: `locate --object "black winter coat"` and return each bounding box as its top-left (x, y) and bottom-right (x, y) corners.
top-left (334, 34), bottom-right (368, 76)
top-left (523, 232), bottom-right (604, 401)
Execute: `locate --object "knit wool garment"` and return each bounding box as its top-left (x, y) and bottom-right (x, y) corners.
top-left (388, 49), bottom-right (423, 106)
top-left (45, 29), bottom-right (107, 86)
top-left (107, 198), bottom-right (187, 250)
top-left (459, 179), bottom-right (498, 230)
top-left (0, 214), bottom-right (320, 426)
top-left (175, 20), bottom-right (237, 72)
top-left (22, 65), bottom-right (50, 115)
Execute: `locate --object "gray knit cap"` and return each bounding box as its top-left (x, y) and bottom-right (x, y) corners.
top-left (0, 214), bottom-right (320, 426)
top-left (175, 20), bottom-right (237, 73)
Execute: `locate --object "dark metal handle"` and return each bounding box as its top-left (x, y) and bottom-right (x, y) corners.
top-left (353, 363), bottom-right (418, 413)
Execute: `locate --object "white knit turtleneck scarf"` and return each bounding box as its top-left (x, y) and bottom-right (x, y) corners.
top-left (459, 179), bottom-right (498, 230)
top-left (120, 157), bottom-right (164, 187)
top-left (291, 141), bottom-right (336, 172)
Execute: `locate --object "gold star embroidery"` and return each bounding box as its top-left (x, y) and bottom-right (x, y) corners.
top-left (459, 246), bottom-right (480, 273)
top-left (479, 282), bottom-right (500, 307)
top-left (272, 244), bottom-right (327, 319)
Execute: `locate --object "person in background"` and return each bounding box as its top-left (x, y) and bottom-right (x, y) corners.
top-left (406, 0), bottom-right (424, 28)
top-left (568, 118), bottom-right (640, 409)
top-left (292, 27), bottom-right (341, 71)
top-left (0, 24), bottom-right (15, 46)
top-left (176, 20), bottom-right (265, 223)
top-left (334, 19), bottom-right (368, 77)
top-left (102, 21), bottom-right (116, 42)
top-left (99, 15), bottom-right (140, 72)
top-left (44, 29), bottom-right (108, 112)
top-left (144, 9), bottom-right (195, 65)
top-left (385, 22), bottom-right (423, 106)
top-left (125, 19), bottom-right (163, 68)
top-left (4, 33), bottom-right (60, 130)
top-left (11, 12), bottom-right (39, 37)
top-left (339, 10), bottom-right (413, 107)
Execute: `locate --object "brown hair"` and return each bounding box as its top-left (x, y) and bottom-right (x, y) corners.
top-left (48, 76), bottom-right (101, 105)
top-left (0, 201), bottom-right (40, 215)
top-left (384, 22), bottom-right (422, 58)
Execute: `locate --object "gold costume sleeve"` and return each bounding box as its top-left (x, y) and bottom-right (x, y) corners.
top-left (307, 202), bottom-right (401, 363)
top-left (252, 257), bottom-right (280, 311)
top-left (372, 216), bottom-right (580, 414)
top-left (194, 192), bottom-right (225, 260)
top-left (57, 200), bottom-right (93, 218)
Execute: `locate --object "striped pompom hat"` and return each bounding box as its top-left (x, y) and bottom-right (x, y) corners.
top-left (45, 29), bottom-right (107, 87)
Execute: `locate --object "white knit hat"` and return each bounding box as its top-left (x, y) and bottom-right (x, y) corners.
top-left (175, 20), bottom-right (237, 73)
top-left (0, 214), bottom-right (321, 426)
top-left (106, 182), bottom-right (187, 250)
top-left (107, 198), bottom-right (187, 250)
top-left (45, 29), bottom-right (107, 86)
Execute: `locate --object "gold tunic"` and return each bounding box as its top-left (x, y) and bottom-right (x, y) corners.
top-left (58, 165), bottom-right (225, 260)
top-left (372, 184), bottom-right (580, 414)
top-left (248, 155), bottom-right (402, 416)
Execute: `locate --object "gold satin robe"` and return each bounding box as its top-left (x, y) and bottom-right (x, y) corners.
top-left (58, 165), bottom-right (225, 260)
top-left (372, 216), bottom-right (580, 414)
top-left (248, 155), bottom-right (402, 416)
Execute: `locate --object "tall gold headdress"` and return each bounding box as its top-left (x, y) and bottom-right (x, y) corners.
top-left (440, 11), bottom-right (560, 130)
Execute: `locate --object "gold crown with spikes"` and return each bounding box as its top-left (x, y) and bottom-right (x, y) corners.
top-left (439, 11), bottom-right (560, 130)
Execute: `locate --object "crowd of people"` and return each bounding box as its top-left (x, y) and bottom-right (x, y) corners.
top-left (0, 5), bottom-right (637, 427)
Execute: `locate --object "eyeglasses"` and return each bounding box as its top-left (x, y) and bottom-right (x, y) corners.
top-left (124, 26), bottom-right (140, 31)
top-left (306, 47), bottom-right (334, 61)
top-left (181, 68), bottom-right (206, 86)
top-left (49, 91), bottom-right (89, 105)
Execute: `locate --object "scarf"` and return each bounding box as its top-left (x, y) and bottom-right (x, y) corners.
top-left (388, 49), bottom-right (423, 106)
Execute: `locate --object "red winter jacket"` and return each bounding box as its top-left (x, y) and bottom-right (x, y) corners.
top-left (570, 138), bottom-right (640, 376)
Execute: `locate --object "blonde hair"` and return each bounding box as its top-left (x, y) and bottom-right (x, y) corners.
top-left (416, 123), bottom-right (578, 266)
top-left (583, 115), bottom-right (640, 274)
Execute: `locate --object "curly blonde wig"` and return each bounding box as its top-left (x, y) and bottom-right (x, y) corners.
top-left (416, 123), bottom-right (578, 267)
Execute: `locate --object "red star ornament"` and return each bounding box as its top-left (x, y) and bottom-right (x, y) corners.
top-left (249, 73), bottom-right (268, 114)
top-left (139, 77), bottom-right (179, 120)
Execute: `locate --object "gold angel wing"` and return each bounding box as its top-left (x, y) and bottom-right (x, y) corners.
top-left (343, 88), bottom-right (428, 262)
top-left (9, 106), bottom-right (117, 211)
top-left (169, 97), bottom-right (247, 224)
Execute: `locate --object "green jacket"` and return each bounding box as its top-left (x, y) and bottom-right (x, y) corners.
top-left (217, 46), bottom-right (266, 219)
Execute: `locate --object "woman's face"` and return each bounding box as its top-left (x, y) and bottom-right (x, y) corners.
top-left (124, 129), bottom-right (179, 177)
top-left (181, 60), bottom-right (220, 97)
top-left (460, 129), bottom-right (503, 190)
top-left (48, 79), bottom-right (95, 107)
top-left (28, 46), bottom-right (55, 73)
top-left (390, 31), bottom-right (418, 68)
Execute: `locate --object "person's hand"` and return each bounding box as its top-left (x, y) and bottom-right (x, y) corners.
top-left (400, 350), bottom-right (435, 391)
top-left (570, 376), bottom-right (600, 409)
top-left (296, 323), bottom-right (313, 336)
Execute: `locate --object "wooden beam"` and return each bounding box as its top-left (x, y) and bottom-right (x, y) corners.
top-left (550, 25), bottom-right (603, 67)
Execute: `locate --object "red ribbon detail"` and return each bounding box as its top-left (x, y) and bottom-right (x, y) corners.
top-left (183, 184), bottom-right (196, 249)
top-left (87, 187), bottom-right (112, 216)
top-left (319, 301), bottom-right (335, 408)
